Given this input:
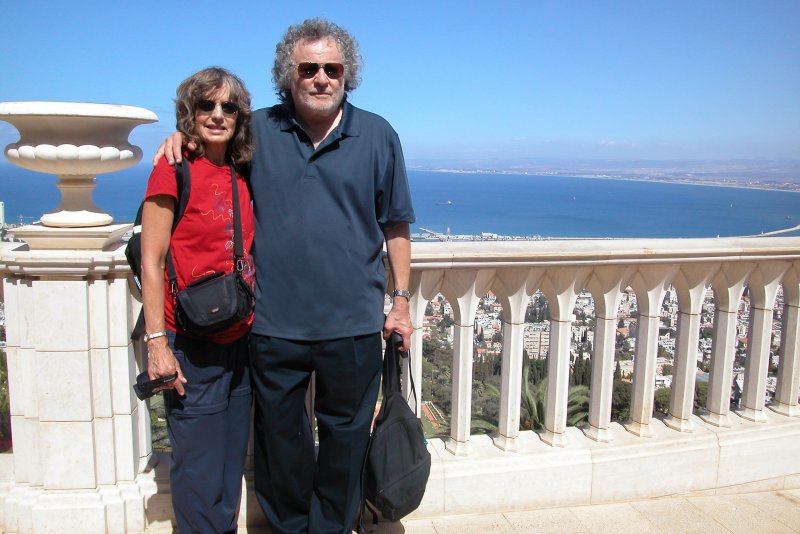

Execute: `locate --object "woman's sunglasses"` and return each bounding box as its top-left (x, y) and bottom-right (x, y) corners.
top-left (296, 62), bottom-right (345, 80)
top-left (196, 99), bottom-right (239, 115)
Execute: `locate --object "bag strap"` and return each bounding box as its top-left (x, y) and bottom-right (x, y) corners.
top-left (134, 160), bottom-right (189, 229)
top-left (131, 162), bottom-right (189, 340)
top-left (167, 162), bottom-right (243, 295)
top-left (381, 332), bottom-right (403, 396)
top-left (229, 164), bottom-right (245, 274)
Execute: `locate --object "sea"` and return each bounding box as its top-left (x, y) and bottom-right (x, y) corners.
top-left (1, 165), bottom-right (798, 239)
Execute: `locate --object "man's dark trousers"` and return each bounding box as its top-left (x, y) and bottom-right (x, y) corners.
top-left (250, 333), bottom-right (383, 534)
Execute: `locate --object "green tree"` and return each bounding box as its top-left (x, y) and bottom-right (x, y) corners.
top-left (421, 329), bottom-right (453, 432)
top-left (611, 379), bottom-right (631, 422)
top-left (571, 356), bottom-right (592, 387)
top-left (653, 387), bottom-right (671, 415)
top-left (694, 380), bottom-right (709, 414)
top-left (570, 356), bottom-right (581, 386)
top-left (528, 358), bottom-right (547, 385)
top-left (438, 315), bottom-right (454, 330)
top-left (582, 357), bottom-right (593, 387)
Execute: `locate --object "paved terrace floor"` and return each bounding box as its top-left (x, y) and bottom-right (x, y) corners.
top-left (159, 489), bottom-right (800, 533)
top-left (384, 489), bottom-right (800, 533)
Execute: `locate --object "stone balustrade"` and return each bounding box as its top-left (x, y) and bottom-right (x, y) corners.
top-left (0, 235), bottom-right (799, 531)
top-left (406, 236), bottom-right (800, 516)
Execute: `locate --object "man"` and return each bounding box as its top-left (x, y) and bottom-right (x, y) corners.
top-left (160, 18), bottom-right (414, 534)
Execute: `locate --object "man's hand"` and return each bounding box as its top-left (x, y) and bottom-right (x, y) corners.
top-left (152, 132), bottom-right (191, 166)
top-left (383, 297), bottom-right (412, 351)
top-left (382, 222), bottom-right (412, 351)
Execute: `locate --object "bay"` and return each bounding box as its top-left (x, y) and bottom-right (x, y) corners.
top-left (0, 164), bottom-right (798, 238)
top-left (409, 171), bottom-right (800, 238)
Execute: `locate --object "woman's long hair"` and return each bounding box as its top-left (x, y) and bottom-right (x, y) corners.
top-left (175, 67), bottom-right (254, 166)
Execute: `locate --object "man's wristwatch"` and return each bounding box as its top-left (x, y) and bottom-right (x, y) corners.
top-left (391, 289), bottom-right (411, 300)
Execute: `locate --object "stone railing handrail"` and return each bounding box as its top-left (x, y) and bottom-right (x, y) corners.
top-left (410, 236), bottom-right (800, 266)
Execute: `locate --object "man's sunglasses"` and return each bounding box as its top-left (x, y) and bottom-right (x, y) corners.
top-left (296, 62), bottom-right (345, 80)
top-left (196, 99), bottom-right (239, 115)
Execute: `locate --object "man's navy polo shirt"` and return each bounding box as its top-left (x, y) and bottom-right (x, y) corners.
top-left (248, 101), bottom-right (415, 341)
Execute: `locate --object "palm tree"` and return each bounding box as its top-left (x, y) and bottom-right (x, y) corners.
top-left (566, 385), bottom-right (590, 427)
top-left (472, 380), bottom-right (501, 434)
top-left (521, 364), bottom-right (546, 430)
top-left (520, 364), bottom-right (590, 430)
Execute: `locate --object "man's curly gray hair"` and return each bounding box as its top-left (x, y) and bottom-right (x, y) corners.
top-left (272, 18), bottom-right (362, 103)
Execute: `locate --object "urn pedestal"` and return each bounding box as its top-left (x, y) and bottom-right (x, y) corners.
top-left (0, 101), bottom-right (161, 533)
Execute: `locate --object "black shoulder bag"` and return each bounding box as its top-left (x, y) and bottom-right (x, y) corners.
top-left (170, 165), bottom-right (254, 337)
top-left (360, 332), bottom-right (431, 528)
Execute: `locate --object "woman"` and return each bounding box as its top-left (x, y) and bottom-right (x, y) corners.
top-left (140, 66), bottom-right (255, 534)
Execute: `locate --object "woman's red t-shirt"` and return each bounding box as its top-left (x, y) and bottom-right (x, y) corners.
top-left (145, 156), bottom-right (255, 343)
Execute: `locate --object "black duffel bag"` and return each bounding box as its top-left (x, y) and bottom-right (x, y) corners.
top-left (360, 332), bottom-right (431, 528)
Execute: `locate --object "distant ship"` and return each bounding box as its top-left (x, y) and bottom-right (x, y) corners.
top-left (435, 200), bottom-right (453, 205)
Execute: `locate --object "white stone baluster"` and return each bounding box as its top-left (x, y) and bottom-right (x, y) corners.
top-left (493, 268), bottom-right (543, 451)
top-left (702, 263), bottom-right (752, 427)
top-left (442, 269), bottom-right (495, 455)
top-left (665, 263), bottom-right (718, 432)
top-left (771, 262), bottom-right (800, 417)
top-left (741, 261), bottom-right (790, 422)
top-left (584, 265), bottom-right (634, 442)
top-left (407, 270), bottom-right (444, 414)
top-left (539, 266), bottom-right (591, 447)
top-left (626, 264), bottom-right (678, 437)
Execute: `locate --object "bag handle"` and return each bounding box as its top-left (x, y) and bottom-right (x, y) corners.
top-left (381, 332), bottom-right (420, 415)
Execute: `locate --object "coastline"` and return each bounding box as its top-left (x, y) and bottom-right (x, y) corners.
top-left (411, 224), bottom-right (800, 242)
top-left (415, 168), bottom-right (800, 194)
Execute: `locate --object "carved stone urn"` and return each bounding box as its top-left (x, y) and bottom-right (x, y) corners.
top-left (0, 101), bottom-right (157, 248)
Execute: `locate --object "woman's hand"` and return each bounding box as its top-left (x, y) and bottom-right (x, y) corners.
top-left (146, 338), bottom-right (187, 396)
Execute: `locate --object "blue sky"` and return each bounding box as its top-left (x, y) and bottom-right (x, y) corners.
top-left (0, 0), bottom-right (798, 162)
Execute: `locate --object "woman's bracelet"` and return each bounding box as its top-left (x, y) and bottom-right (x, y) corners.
top-left (143, 331), bottom-right (168, 343)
